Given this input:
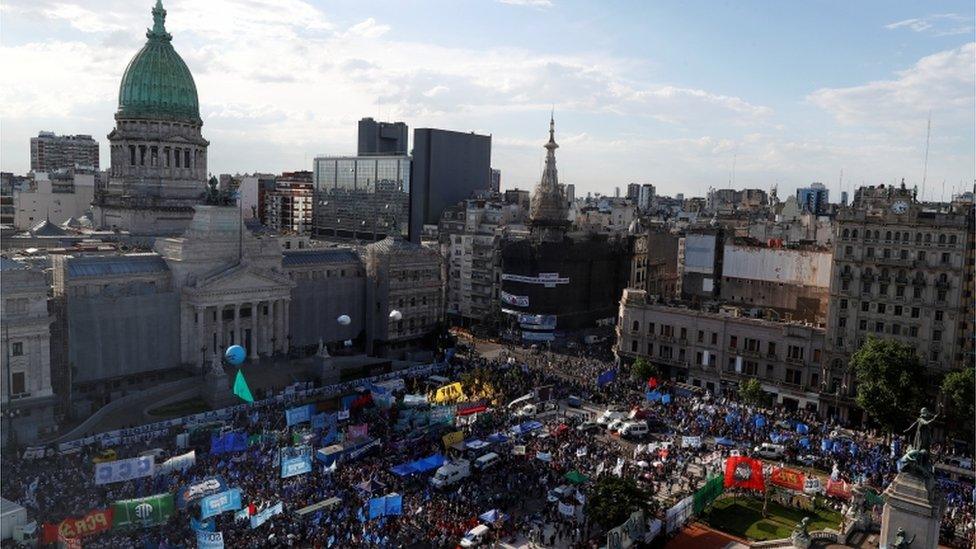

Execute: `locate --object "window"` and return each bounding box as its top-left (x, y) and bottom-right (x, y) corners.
top-left (896, 286), bottom-right (905, 297)
top-left (647, 343), bottom-right (653, 355)
top-left (874, 322), bottom-right (884, 333)
top-left (858, 319), bottom-right (867, 331)
top-left (711, 332), bottom-right (718, 345)
top-left (930, 350), bottom-right (939, 362)
top-left (11, 372), bottom-right (25, 395)
top-left (933, 330), bottom-right (942, 341)
top-left (835, 336), bottom-right (844, 347)
top-left (861, 301), bottom-right (870, 312)
top-left (909, 326), bottom-right (919, 337)
top-left (900, 249), bottom-right (908, 260)
top-left (935, 310), bottom-right (944, 322)
top-left (913, 287), bottom-right (922, 299)
top-left (879, 284), bottom-right (888, 296)
top-left (697, 330), bottom-right (704, 343)
top-left (866, 247), bottom-right (874, 258)
top-left (767, 342), bottom-right (776, 357)
top-left (838, 317), bottom-right (847, 327)
top-left (631, 320), bottom-right (640, 332)
top-left (787, 345), bottom-right (804, 361)
top-left (840, 299), bottom-right (848, 310)
top-left (11, 342), bottom-right (23, 356)
top-left (648, 322), bottom-right (655, 334)
top-left (845, 246), bottom-right (853, 257)
top-left (745, 338), bottom-right (759, 352)
top-left (918, 251), bottom-right (926, 261)
top-left (883, 248), bottom-right (891, 259)
top-left (729, 336), bottom-right (738, 349)
top-left (911, 307), bottom-right (920, 318)
top-left (813, 349), bottom-right (821, 362)
top-left (877, 303), bottom-right (886, 314)
top-left (949, 235), bottom-right (957, 245)
top-left (894, 305), bottom-right (902, 316)
top-left (679, 327), bottom-right (687, 340)
top-left (938, 234), bottom-right (946, 245)
top-left (785, 369), bottom-right (802, 385)
top-left (941, 252), bottom-right (950, 264)
top-left (631, 340), bottom-right (637, 352)
top-left (810, 373), bottom-right (820, 388)
top-left (892, 324), bottom-right (901, 335)
top-left (937, 289), bottom-right (947, 302)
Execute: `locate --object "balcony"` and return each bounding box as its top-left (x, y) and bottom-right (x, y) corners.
top-left (786, 356), bottom-right (805, 365)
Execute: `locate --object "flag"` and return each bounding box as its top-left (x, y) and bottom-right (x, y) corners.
top-left (233, 370), bottom-right (254, 403)
top-left (723, 456), bottom-right (765, 491)
top-left (597, 369), bottom-right (617, 387)
top-left (646, 377), bottom-right (658, 389)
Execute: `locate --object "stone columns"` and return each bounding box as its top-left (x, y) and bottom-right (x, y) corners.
top-left (283, 299), bottom-right (290, 351)
top-left (248, 302), bottom-right (258, 359)
top-left (196, 305), bottom-right (206, 369)
top-left (233, 304), bottom-right (241, 346)
top-left (273, 299), bottom-right (283, 352)
top-left (215, 305), bottom-right (224, 350)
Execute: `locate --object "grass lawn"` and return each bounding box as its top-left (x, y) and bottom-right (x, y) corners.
top-left (147, 397), bottom-right (211, 418)
top-left (703, 495), bottom-right (842, 541)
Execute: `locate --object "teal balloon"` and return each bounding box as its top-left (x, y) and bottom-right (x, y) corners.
top-left (225, 345), bottom-right (246, 366)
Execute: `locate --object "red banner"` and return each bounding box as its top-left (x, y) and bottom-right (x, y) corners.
top-left (724, 456), bottom-right (765, 491)
top-left (826, 478), bottom-right (852, 500)
top-left (41, 509), bottom-right (113, 543)
top-left (457, 402), bottom-right (487, 416)
top-left (647, 377), bottom-right (658, 389)
top-left (770, 467), bottom-right (805, 491)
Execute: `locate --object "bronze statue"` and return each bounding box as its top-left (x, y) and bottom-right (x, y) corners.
top-left (904, 407), bottom-right (938, 452)
top-left (793, 517), bottom-right (811, 538)
top-left (891, 527), bottom-right (915, 548)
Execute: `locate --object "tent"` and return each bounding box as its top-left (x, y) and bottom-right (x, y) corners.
top-left (465, 440), bottom-right (490, 451)
top-left (390, 453), bottom-right (446, 476)
top-left (714, 437), bottom-right (736, 447)
top-left (564, 470), bottom-right (589, 485)
top-left (486, 433), bottom-right (508, 444)
top-left (479, 509), bottom-right (508, 523)
top-left (356, 479), bottom-right (386, 494)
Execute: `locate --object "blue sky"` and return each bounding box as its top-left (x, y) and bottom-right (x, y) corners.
top-left (1, 0), bottom-right (973, 200)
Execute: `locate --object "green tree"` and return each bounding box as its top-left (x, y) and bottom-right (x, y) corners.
top-left (631, 356), bottom-right (660, 382)
top-left (586, 475), bottom-right (651, 529)
top-left (941, 367), bottom-right (975, 439)
top-left (738, 378), bottom-right (765, 406)
top-left (850, 337), bottom-right (925, 432)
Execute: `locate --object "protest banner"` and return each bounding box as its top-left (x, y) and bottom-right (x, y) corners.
top-left (94, 456), bottom-right (155, 485)
top-left (433, 382), bottom-right (464, 403)
top-left (157, 450), bottom-right (195, 475)
top-left (770, 467), bottom-right (806, 492)
top-left (723, 456), bottom-right (765, 491)
top-left (112, 493), bottom-right (174, 529)
top-left (442, 430), bottom-right (464, 449)
top-left (249, 502), bottom-right (283, 529)
top-left (176, 476), bottom-right (227, 508)
top-left (280, 446), bottom-right (313, 478)
top-left (41, 509), bottom-right (113, 543)
top-left (285, 404), bottom-right (314, 426)
top-left (200, 489), bottom-right (243, 520)
top-left (196, 530), bottom-right (224, 549)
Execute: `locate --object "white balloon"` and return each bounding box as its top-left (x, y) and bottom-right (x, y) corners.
top-left (389, 310), bottom-right (403, 321)
top-left (337, 314), bottom-right (351, 326)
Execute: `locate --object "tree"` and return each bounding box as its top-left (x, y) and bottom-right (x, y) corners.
top-left (850, 337), bottom-right (925, 432)
top-left (630, 357), bottom-right (659, 382)
top-left (941, 367), bottom-right (975, 439)
top-left (586, 476), bottom-right (651, 529)
top-left (738, 378), bottom-right (765, 406)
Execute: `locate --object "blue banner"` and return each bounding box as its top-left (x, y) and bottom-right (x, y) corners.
top-left (646, 391), bottom-right (662, 402)
top-left (94, 455), bottom-right (155, 485)
top-left (796, 423), bottom-right (809, 435)
top-left (190, 517), bottom-right (215, 532)
top-left (250, 501), bottom-right (283, 529)
top-left (281, 446), bottom-right (313, 479)
top-left (368, 494), bottom-right (404, 519)
top-left (661, 394), bottom-right (672, 404)
top-left (311, 413), bottom-right (328, 430)
top-left (596, 369), bottom-right (617, 387)
top-left (210, 433), bottom-right (248, 455)
top-left (200, 488), bottom-right (242, 520)
top-left (176, 476), bottom-right (227, 509)
top-left (286, 405), bottom-right (314, 426)
top-left (196, 530), bottom-right (224, 549)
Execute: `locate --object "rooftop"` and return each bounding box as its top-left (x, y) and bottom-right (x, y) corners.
top-left (65, 253), bottom-right (169, 279)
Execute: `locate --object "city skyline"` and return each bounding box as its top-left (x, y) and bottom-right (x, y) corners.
top-left (1, 0), bottom-right (973, 201)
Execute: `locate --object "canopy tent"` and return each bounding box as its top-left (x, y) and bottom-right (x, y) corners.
top-left (465, 440), bottom-right (490, 451)
top-left (479, 509), bottom-right (508, 523)
top-left (390, 453), bottom-right (446, 476)
top-left (509, 420), bottom-right (543, 436)
top-left (486, 433), bottom-right (508, 444)
top-left (356, 479), bottom-right (386, 494)
top-left (564, 470), bottom-right (589, 485)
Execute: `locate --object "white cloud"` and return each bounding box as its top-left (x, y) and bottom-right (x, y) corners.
top-left (422, 85), bottom-right (450, 98)
top-left (808, 43), bottom-right (975, 129)
top-left (885, 13), bottom-right (974, 36)
top-left (344, 18), bottom-right (391, 39)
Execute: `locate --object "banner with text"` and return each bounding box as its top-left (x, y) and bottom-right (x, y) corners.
top-left (280, 446), bottom-right (313, 479)
top-left (157, 450), bottom-right (196, 475)
top-left (250, 502), bottom-right (283, 529)
top-left (94, 456), bottom-right (155, 485)
top-left (112, 493), bottom-right (174, 530)
top-left (200, 489), bottom-right (243, 520)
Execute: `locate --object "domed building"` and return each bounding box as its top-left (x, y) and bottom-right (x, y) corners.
top-left (93, 0), bottom-right (209, 236)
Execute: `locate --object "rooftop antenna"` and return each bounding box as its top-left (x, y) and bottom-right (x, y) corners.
top-left (921, 110), bottom-right (931, 200)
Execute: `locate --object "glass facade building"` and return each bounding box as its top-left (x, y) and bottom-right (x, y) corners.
top-left (312, 155), bottom-right (411, 241)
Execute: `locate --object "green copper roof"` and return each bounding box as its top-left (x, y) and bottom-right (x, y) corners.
top-left (117, 1), bottom-right (200, 123)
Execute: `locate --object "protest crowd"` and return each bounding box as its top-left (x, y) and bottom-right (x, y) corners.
top-left (2, 345), bottom-right (973, 548)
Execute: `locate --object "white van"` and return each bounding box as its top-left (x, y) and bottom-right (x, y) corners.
top-left (460, 524), bottom-right (490, 547)
top-left (430, 459), bottom-right (471, 488)
top-left (473, 452), bottom-right (500, 472)
top-left (620, 422), bottom-right (649, 439)
top-left (597, 409), bottom-right (627, 426)
top-left (753, 443), bottom-right (786, 460)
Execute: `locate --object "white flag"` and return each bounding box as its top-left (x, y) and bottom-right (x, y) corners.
top-left (613, 458), bottom-right (624, 477)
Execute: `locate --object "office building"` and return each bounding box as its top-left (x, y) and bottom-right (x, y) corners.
top-left (627, 183), bottom-right (641, 201)
top-left (30, 132), bottom-right (99, 172)
top-left (264, 171), bottom-right (314, 234)
top-left (638, 184), bottom-right (656, 211)
top-left (797, 183), bottom-right (829, 215)
top-left (616, 289), bottom-right (826, 411)
top-left (490, 169), bottom-right (501, 193)
top-left (358, 118), bottom-right (408, 155)
top-left (821, 183), bottom-right (975, 422)
top-left (13, 170), bottom-right (96, 230)
top-left (565, 183), bottom-right (575, 204)
top-left (409, 128), bottom-right (492, 242)
top-left (312, 155), bottom-right (411, 242)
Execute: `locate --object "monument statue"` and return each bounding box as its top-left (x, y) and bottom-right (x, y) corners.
top-left (891, 527), bottom-right (916, 548)
top-left (898, 408), bottom-right (939, 478)
top-left (790, 517), bottom-right (811, 549)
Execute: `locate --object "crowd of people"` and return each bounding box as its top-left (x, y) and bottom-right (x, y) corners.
top-left (2, 344), bottom-right (973, 548)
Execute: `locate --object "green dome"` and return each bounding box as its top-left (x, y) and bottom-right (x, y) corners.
top-left (117, 1), bottom-right (200, 123)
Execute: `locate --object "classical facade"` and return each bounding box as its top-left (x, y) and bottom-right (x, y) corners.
top-left (821, 183), bottom-right (975, 421)
top-left (616, 289), bottom-right (826, 411)
top-left (1, 257), bottom-right (57, 442)
top-left (154, 207), bottom-right (295, 368)
top-left (93, 0), bottom-right (208, 236)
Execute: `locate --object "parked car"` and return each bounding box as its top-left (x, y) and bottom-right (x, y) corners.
top-left (753, 443), bottom-right (787, 460)
top-left (576, 422), bottom-right (602, 433)
top-left (460, 524), bottom-right (490, 547)
top-left (92, 449), bottom-right (118, 464)
top-left (606, 419), bottom-right (626, 433)
top-left (597, 409), bottom-right (627, 426)
top-left (620, 421), bottom-right (649, 439)
top-left (430, 460), bottom-right (471, 488)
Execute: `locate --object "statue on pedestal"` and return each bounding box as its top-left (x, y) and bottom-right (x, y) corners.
top-left (207, 351), bottom-right (226, 378)
top-left (790, 517), bottom-right (811, 549)
top-left (898, 408), bottom-right (939, 479)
